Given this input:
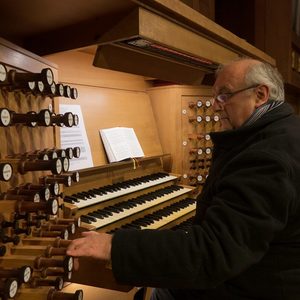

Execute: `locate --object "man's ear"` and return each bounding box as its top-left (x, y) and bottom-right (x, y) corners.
top-left (255, 85), bottom-right (269, 107)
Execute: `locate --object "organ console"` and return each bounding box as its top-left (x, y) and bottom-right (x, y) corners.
top-left (59, 155), bottom-right (196, 291)
top-left (0, 8), bottom-right (237, 295)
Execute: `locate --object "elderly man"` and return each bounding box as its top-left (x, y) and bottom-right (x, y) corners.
top-left (67, 58), bottom-right (300, 300)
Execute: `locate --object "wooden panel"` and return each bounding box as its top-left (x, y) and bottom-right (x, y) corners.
top-left (45, 50), bottom-right (163, 167)
top-left (148, 86), bottom-right (182, 173)
top-left (99, 7), bottom-right (239, 64)
top-left (135, 0), bottom-right (275, 64)
top-left (94, 44), bottom-right (206, 85)
top-left (0, 38), bottom-right (57, 72)
top-left (44, 51), bottom-right (149, 92)
top-left (62, 283), bottom-right (139, 300)
top-left (138, 8), bottom-right (236, 63)
top-left (148, 85), bottom-right (213, 177)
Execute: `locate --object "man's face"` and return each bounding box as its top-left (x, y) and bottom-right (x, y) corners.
top-left (212, 62), bottom-right (259, 131)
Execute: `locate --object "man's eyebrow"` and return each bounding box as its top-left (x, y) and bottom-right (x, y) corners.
top-left (215, 86), bottom-right (231, 94)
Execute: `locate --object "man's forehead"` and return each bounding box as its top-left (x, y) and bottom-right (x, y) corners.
top-left (213, 65), bottom-right (246, 90)
top-left (213, 74), bottom-right (236, 92)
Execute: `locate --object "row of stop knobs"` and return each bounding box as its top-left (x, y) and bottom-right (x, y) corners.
top-left (0, 108), bottom-right (79, 128)
top-left (0, 63), bottom-right (78, 99)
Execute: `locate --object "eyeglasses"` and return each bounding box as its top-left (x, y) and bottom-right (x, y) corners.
top-left (213, 85), bottom-right (260, 104)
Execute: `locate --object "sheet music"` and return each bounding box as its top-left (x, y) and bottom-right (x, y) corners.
top-left (99, 127), bottom-right (144, 163)
top-left (59, 104), bottom-right (94, 170)
top-left (123, 128), bottom-right (144, 157)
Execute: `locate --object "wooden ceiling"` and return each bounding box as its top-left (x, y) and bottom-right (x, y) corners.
top-left (0, 0), bottom-right (275, 71)
top-left (0, 0), bottom-right (136, 55)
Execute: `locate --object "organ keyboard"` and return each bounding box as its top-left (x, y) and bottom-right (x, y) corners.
top-left (63, 155), bottom-right (197, 291)
top-left (116, 197), bottom-right (196, 231)
top-left (80, 185), bottom-right (193, 230)
top-left (64, 172), bottom-right (178, 209)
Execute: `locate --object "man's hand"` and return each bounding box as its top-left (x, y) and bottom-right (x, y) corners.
top-left (66, 231), bottom-right (113, 270)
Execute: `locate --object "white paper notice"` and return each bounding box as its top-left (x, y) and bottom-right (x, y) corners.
top-left (59, 104), bottom-right (93, 171)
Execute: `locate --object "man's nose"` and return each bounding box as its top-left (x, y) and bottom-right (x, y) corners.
top-left (212, 99), bottom-right (222, 111)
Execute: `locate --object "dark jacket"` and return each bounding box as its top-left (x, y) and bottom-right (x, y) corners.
top-left (111, 102), bottom-right (300, 299)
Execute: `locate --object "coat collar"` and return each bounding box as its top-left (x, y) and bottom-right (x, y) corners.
top-left (210, 102), bottom-right (294, 149)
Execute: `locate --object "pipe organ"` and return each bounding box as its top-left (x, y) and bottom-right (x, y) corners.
top-left (0, 32), bottom-right (231, 300)
top-left (0, 38), bottom-right (199, 299)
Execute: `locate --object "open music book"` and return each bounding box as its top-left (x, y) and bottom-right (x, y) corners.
top-left (99, 127), bottom-right (145, 163)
